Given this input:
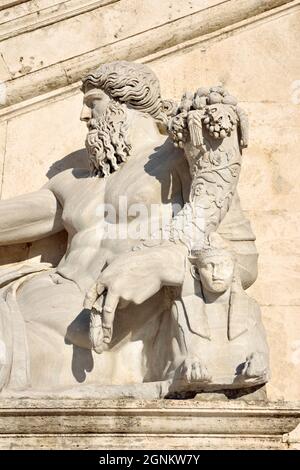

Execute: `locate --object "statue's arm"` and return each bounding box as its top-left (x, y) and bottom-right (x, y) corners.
top-left (0, 188), bottom-right (63, 246)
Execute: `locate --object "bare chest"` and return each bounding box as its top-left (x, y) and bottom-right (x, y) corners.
top-left (61, 150), bottom-right (179, 234)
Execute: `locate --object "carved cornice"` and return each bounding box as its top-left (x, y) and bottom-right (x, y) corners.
top-left (0, 399), bottom-right (299, 449)
top-left (143, 0), bottom-right (300, 64)
top-left (0, 1), bottom-right (28, 12)
top-left (0, 0), bottom-right (298, 119)
top-left (283, 423), bottom-right (300, 449)
top-left (0, 0), bottom-right (119, 42)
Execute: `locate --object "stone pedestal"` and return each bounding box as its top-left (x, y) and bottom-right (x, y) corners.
top-left (0, 398), bottom-right (299, 450)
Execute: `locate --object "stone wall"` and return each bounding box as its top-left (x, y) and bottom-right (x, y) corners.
top-left (0, 0), bottom-right (299, 402)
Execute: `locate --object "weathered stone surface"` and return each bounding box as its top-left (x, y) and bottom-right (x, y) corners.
top-left (0, 122), bottom-right (7, 196)
top-left (151, 5), bottom-right (300, 102)
top-left (0, 0), bottom-right (219, 78)
top-left (0, 1), bottom-right (32, 13)
top-left (263, 307), bottom-right (300, 401)
top-left (243, 211), bottom-right (300, 310)
top-left (1, 92), bottom-right (86, 198)
top-left (0, 399), bottom-right (299, 449)
top-left (0, 1), bottom-right (119, 42)
top-left (0, 0), bottom-right (291, 108)
top-left (284, 422), bottom-right (300, 450)
top-left (0, 55), bottom-right (10, 84)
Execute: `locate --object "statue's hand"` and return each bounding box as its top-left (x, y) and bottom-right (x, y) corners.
top-left (84, 244), bottom-right (187, 344)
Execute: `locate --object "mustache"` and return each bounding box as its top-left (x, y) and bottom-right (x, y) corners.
top-left (86, 117), bottom-right (103, 131)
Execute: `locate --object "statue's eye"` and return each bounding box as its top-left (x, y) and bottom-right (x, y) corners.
top-left (211, 108), bottom-right (217, 113)
top-left (85, 99), bottom-right (93, 109)
top-left (205, 263), bottom-right (213, 270)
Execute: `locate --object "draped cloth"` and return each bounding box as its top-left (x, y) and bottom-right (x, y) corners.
top-left (0, 263), bottom-right (52, 392)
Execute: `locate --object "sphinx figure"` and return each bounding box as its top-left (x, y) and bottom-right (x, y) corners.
top-left (167, 232), bottom-right (269, 394)
top-left (0, 61), bottom-right (267, 398)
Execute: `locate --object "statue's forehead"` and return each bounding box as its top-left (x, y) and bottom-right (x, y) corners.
top-left (83, 85), bottom-right (107, 99)
top-left (83, 88), bottom-right (108, 106)
top-left (200, 254), bottom-right (232, 265)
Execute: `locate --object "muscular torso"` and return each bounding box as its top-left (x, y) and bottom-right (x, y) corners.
top-left (48, 137), bottom-right (185, 292)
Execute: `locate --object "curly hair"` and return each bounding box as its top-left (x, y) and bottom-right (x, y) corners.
top-left (82, 61), bottom-right (163, 119)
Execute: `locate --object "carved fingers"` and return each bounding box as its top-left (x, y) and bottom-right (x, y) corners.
top-left (85, 279), bottom-right (119, 347)
top-left (101, 290), bottom-right (119, 344)
top-left (85, 280), bottom-right (105, 305)
top-left (84, 283), bottom-right (99, 310)
top-left (89, 307), bottom-right (104, 354)
top-left (84, 245), bottom-right (186, 349)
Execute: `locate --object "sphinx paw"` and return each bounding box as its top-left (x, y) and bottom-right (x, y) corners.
top-left (242, 352), bottom-right (270, 381)
top-left (181, 356), bottom-right (212, 384)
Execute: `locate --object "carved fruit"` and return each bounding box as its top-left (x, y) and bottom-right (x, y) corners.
top-left (196, 87), bottom-right (209, 97)
top-left (209, 92), bottom-right (222, 104)
top-left (210, 86), bottom-right (225, 95)
top-left (222, 95), bottom-right (238, 105)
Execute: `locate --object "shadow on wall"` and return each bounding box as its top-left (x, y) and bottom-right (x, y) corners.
top-left (46, 148), bottom-right (89, 179)
top-left (0, 149), bottom-right (88, 268)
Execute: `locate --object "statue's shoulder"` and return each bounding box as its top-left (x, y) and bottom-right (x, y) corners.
top-left (46, 168), bottom-right (90, 193)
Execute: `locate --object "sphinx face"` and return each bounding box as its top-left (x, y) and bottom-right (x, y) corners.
top-left (198, 254), bottom-right (234, 293)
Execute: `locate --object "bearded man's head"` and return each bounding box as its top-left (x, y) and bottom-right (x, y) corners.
top-left (81, 61), bottom-right (164, 177)
top-left (84, 99), bottom-right (131, 178)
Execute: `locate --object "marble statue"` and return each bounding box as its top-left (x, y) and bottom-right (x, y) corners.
top-left (0, 61), bottom-right (270, 398)
top-left (168, 232), bottom-right (269, 394)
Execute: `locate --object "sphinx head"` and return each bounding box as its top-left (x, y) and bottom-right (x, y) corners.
top-left (197, 248), bottom-right (234, 294)
top-left (192, 234), bottom-right (235, 294)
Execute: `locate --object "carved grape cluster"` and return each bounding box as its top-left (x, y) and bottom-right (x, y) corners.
top-left (167, 111), bottom-right (189, 148)
top-left (168, 86), bottom-right (240, 147)
top-left (203, 104), bottom-right (236, 139)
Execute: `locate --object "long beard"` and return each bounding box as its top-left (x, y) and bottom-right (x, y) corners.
top-left (85, 100), bottom-right (131, 178)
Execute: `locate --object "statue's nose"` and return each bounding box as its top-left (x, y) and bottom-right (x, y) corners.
top-left (80, 104), bottom-right (91, 122)
top-left (212, 264), bottom-right (223, 280)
